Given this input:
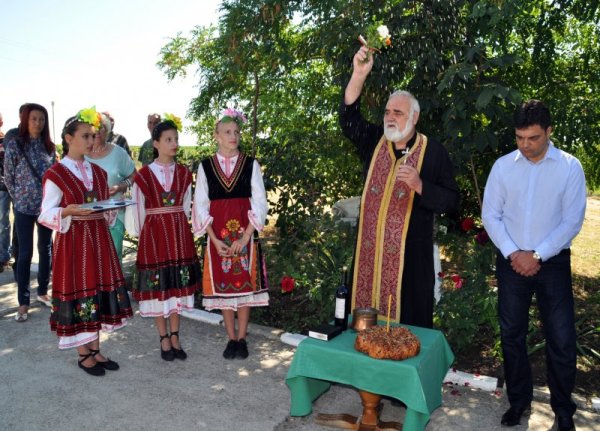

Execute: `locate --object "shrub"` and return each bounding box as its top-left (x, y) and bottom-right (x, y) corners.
top-left (434, 215), bottom-right (500, 355)
top-left (252, 213), bottom-right (356, 333)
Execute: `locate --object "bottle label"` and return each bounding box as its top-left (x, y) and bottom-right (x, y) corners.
top-left (335, 298), bottom-right (346, 319)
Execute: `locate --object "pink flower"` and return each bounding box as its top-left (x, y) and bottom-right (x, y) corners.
top-left (221, 108), bottom-right (248, 124)
top-left (461, 217), bottom-right (475, 232)
top-left (450, 274), bottom-right (463, 289)
top-left (281, 276), bottom-right (295, 293)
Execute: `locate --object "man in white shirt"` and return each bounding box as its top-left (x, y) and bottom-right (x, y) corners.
top-left (482, 100), bottom-right (586, 431)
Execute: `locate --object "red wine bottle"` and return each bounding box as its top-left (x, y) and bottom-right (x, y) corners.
top-left (334, 266), bottom-right (349, 330)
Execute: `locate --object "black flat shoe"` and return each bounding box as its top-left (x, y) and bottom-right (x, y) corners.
top-left (160, 334), bottom-right (174, 361)
top-left (89, 349), bottom-right (119, 371)
top-left (78, 353), bottom-right (105, 377)
top-left (223, 339), bottom-right (238, 359)
top-left (170, 331), bottom-right (187, 360)
top-left (236, 338), bottom-right (248, 359)
top-left (501, 404), bottom-right (531, 427)
top-left (557, 415), bottom-right (575, 431)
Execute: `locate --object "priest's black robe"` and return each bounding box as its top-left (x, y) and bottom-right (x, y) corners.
top-left (339, 97), bottom-right (460, 328)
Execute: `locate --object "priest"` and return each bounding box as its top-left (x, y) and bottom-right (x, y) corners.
top-left (340, 46), bottom-right (460, 328)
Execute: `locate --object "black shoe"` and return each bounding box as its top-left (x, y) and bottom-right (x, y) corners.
top-left (223, 339), bottom-right (238, 359)
top-left (501, 404), bottom-right (531, 427)
top-left (557, 416), bottom-right (575, 431)
top-left (236, 338), bottom-right (248, 359)
top-left (78, 353), bottom-right (106, 376)
top-left (160, 334), bottom-right (175, 361)
top-left (89, 349), bottom-right (119, 371)
top-left (170, 331), bottom-right (187, 360)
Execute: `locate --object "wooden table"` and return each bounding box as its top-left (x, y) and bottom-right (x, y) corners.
top-left (285, 325), bottom-right (454, 431)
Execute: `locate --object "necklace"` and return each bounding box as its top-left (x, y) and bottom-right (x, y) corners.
top-left (91, 143), bottom-right (107, 154)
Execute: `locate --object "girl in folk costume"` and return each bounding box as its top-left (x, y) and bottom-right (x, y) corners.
top-left (38, 108), bottom-right (132, 376)
top-left (193, 108), bottom-right (269, 360)
top-left (125, 116), bottom-right (200, 362)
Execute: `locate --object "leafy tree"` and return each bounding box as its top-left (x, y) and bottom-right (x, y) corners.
top-left (157, 0), bottom-right (600, 339)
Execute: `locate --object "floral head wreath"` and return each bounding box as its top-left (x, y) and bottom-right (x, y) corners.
top-left (65, 106), bottom-right (102, 130)
top-left (162, 113), bottom-right (182, 132)
top-left (218, 108), bottom-right (247, 127)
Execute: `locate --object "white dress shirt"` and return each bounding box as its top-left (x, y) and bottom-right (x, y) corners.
top-left (482, 142), bottom-right (586, 261)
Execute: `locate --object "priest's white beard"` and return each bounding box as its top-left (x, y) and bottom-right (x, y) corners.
top-left (384, 113), bottom-right (414, 143)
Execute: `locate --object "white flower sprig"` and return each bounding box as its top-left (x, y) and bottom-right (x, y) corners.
top-left (359, 22), bottom-right (392, 53)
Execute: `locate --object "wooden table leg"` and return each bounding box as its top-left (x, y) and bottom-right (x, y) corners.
top-left (358, 390), bottom-right (381, 428)
top-left (315, 390), bottom-right (402, 431)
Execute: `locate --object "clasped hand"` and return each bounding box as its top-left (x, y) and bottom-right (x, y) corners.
top-left (510, 251), bottom-right (541, 277)
top-left (214, 236), bottom-right (250, 257)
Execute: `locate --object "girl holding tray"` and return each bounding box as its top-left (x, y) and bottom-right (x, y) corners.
top-left (125, 115), bottom-right (200, 361)
top-left (38, 107), bottom-right (133, 376)
top-left (193, 108), bottom-right (269, 360)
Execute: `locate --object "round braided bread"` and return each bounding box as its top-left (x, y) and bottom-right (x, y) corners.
top-left (355, 326), bottom-right (420, 360)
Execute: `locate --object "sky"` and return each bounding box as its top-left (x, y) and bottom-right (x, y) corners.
top-left (1, 0), bottom-right (222, 146)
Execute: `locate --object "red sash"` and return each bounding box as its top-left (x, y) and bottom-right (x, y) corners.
top-left (351, 133), bottom-right (427, 322)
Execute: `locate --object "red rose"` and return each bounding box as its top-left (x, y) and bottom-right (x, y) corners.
top-left (475, 229), bottom-right (489, 245)
top-left (281, 275), bottom-right (295, 293)
top-left (220, 228), bottom-right (229, 239)
top-left (460, 217), bottom-right (475, 232)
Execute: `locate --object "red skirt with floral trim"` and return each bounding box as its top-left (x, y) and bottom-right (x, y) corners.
top-left (203, 197), bottom-right (268, 297)
top-left (50, 215), bottom-right (132, 337)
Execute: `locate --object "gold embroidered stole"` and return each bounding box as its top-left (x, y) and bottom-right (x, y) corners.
top-left (351, 133), bottom-right (428, 323)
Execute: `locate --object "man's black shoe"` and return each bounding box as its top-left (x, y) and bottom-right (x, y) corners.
top-left (557, 415), bottom-right (575, 431)
top-left (501, 404), bottom-right (531, 427)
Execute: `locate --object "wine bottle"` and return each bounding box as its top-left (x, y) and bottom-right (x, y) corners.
top-left (334, 266), bottom-right (349, 330)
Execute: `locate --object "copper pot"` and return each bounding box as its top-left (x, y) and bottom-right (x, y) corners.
top-left (351, 307), bottom-right (378, 331)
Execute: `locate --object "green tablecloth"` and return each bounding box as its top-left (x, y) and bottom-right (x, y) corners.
top-left (285, 325), bottom-right (454, 431)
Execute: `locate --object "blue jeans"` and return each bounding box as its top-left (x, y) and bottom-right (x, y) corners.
top-left (14, 210), bottom-right (52, 306)
top-left (0, 190), bottom-right (11, 262)
top-left (496, 250), bottom-right (577, 418)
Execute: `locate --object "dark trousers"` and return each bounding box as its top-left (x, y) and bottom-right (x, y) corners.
top-left (496, 250), bottom-right (576, 418)
top-left (14, 210), bottom-right (52, 306)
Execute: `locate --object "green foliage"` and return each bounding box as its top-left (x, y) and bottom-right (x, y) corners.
top-left (253, 215), bottom-right (357, 333)
top-left (434, 216), bottom-right (500, 354)
top-left (156, 0), bottom-right (600, 338)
